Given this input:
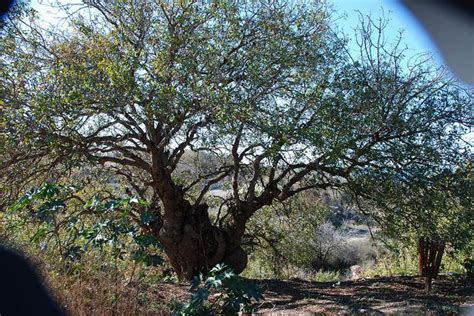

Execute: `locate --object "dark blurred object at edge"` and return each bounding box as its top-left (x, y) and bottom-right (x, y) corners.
top-left (0, 246), bottom-right (65, 316)
top-left (402, 0), bottom-right (474, 85)
top-left (0, 0), bottom-right (16, 20)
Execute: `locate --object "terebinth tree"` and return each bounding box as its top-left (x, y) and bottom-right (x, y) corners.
top-left (1, 1), bottom-right (472, 279)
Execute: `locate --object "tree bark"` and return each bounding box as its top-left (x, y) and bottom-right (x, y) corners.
top-left (418, 237), bottom-right (425, 276)
top-left (145, 153), bottom-right (251, 280)
top-left (156, 203), bottom-right (247, 280)
top-left (417, 237), bottom-right (445, 293)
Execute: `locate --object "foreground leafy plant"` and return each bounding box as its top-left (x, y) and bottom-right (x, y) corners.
top-left (6, 183), bottom-right (163, 268)
top-left (174, 264), bottom-right (263, 315)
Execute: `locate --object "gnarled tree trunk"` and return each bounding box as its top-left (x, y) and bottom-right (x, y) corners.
top-left (155, 202), bottom-right (248, 280)
top-left (142, 151), bottom-right (255, 281)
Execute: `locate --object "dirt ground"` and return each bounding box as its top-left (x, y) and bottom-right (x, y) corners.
top-left (150, 275), bottom-right (473, 315)
top-left (252, 275), bottom-right (473, 315)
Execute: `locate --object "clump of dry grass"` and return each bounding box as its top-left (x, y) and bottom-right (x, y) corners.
top-left (52, 260), bottom-right (190, 315)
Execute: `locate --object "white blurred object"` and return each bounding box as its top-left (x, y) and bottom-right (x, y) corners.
top-left (351, 265), bottom-right (362, 280)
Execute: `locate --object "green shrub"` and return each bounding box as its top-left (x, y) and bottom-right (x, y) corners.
top-left (314, 269), bottom-right (341, 282)
top-left (244, 191), bottom-right (380, 279)
top-left (360, 249), bottom-right (418, 278)
top-left (4, 183), bottom-right (163, 269)
top-left (173, 264), bottom-right (263, 315)
top-left (463, 257), bottom-right (474, 279)
top-left (244, 191), bottom-right (330, 278)
top-left (360, 245), bottom-right (467, 278)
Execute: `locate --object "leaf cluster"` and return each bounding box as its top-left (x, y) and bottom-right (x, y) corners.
top-left (174, 264), bottom-right (263, 315)
top-left (6, 182), bottom-right (163, 267)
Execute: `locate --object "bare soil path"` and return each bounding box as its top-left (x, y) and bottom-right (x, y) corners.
top-left (150, 275), bottom-right (472, 314)
top-left (252, 275), bottom-right (473, 315)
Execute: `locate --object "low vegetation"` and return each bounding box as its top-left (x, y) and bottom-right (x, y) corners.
top-left (1, 182), bottom-right (471, 314)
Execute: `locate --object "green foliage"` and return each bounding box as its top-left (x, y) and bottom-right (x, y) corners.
top-left (174, 264), bottom-right (263, 315)
top-left (5, 182), bottom-right (162, 267)
top-left (360, 244), bottom-right (468, 278)
top-left (245, 191), bottom-right (330, 278)
top-left (314, 269), bottom-right (341, 282)
top-left (360, 248), bottom-right (419, 278)
top-left (245, 190), bottom-right (380, 278)
top-left (2, 0), bottom-right (471, 224)
top-left (463, 257), bottom-right (474, 279)
top-left (1, 0), bottom-right (472, 281)
top-left (357, 162), bottom-right (473, 254)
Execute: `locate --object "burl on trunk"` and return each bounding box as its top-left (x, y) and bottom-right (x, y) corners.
top-left (156, 203), bottom-right (248, 280)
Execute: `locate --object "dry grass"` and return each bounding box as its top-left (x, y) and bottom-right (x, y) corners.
top-left (51, 274), bottom-right (188, 315)
top-left (24, 250), bottom-right (186, 315)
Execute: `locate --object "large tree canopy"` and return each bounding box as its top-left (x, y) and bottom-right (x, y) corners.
top-left (1, 1), bottom-right (472, 279)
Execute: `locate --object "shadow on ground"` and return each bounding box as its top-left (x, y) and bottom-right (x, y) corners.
top-left (251, 275), bottom-right (473, 315)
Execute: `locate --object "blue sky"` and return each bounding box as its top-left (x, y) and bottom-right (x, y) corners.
top-left (329, 0), bottom-right (442, 65)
